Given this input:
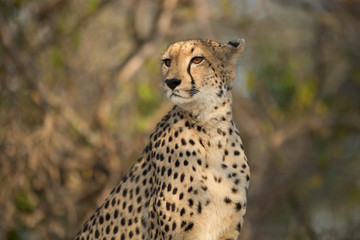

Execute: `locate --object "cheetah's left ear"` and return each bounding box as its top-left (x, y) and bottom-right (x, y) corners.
top-left (223, 39), bottom-right (246, 63)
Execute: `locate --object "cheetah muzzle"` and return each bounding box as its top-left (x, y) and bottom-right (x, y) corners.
top-left (76, 39), bottom-right (250, 240)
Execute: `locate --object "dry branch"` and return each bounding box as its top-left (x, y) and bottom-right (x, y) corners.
top-left (117, 0), bottom-right (178, 83)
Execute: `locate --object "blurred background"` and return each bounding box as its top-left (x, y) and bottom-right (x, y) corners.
top-left (1, 0), bottom-right (360, 239)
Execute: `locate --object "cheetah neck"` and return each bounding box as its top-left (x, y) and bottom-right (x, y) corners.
top-left (177, 92), bottom-right (234, 136)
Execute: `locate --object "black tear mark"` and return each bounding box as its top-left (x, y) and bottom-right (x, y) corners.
top-left (187, 62), bottom-right (195, 86)
top-left (228, 40), bottom-right (240, 48)
top-left (187, 60), bottom-right (198, 97)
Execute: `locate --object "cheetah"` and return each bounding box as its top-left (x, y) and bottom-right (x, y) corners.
top-left (76, 39), bottom-right (250, 240)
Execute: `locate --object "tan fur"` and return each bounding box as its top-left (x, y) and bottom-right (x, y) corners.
top-left (76, 39), bottom-right (249, 240)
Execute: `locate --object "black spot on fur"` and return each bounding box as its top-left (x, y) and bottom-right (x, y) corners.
top-left (184, 222), bottom-right (194, 231)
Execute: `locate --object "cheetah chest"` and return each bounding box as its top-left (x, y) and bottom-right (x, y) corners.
top-left (203, 139), bottom-right (248, 210)
top-left (160, 132), bottom-right (248, 238)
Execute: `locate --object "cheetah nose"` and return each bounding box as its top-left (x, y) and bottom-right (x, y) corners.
top-left (165, 78), bottom-right (181, 90)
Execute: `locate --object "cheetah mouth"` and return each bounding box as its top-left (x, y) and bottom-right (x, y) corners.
top-left (165, 89), bottom-right (192, 101)
top-left (171, 93), bottom-right (185, 98)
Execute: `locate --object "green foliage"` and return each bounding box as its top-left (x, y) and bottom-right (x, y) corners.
top-left (137, 82), bottom-right (156, 115)
top-left (295, 80), bottom-right (316, 109)
top-left (5, 229), bottom-right (20, 240)
top-left (50, 48), bottom-right (64, 69)
top-left (86, 0), bottom-right (101, 14)
top-left (15, 190), bottom-right (38, 213)
top-left (251, 42), bottom-right (297, 110)
top-left (348, 186), bottom-right (360, 206)
top-left (136, 80), bottom-right (162, 132)
top-left (71, 29), bottom-right (81, 49)
top-left (354, 69), bottom-right (360, 84)
top-left (0, 0), bottom-right (22, 20)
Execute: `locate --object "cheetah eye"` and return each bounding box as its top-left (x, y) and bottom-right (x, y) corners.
top-left (163, 58), bottom-right (172, 67)
top-left (191, 57), bottom-right (204, 64)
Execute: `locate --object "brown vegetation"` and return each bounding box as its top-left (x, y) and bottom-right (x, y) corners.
top-left (1, 0), bottom-right (360, 239)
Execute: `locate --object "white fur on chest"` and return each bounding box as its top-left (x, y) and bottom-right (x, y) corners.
top-left (189, 137), bottom-right (247, 239)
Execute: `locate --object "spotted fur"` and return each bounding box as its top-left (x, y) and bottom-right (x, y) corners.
top-left (76, 39), bottom-right (250, 240)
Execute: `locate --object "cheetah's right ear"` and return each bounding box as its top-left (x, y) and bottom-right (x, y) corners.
top-left (223, 39), bottom-right (246, 63)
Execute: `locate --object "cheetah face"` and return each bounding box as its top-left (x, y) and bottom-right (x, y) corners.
top-left (161, 39), bottom-right (245, 111)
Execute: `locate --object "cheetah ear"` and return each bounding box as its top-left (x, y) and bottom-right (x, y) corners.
top-left (223, 39), bottom-right (246, 63)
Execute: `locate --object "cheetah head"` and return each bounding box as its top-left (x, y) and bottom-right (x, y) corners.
top-left (161, 39), bottom-right (245, 113)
